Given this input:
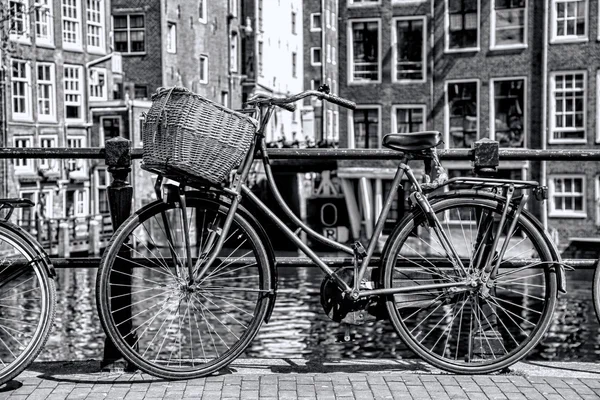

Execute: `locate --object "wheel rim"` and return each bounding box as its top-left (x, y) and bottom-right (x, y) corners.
top-left (0, 234), bottom-right (51, 381)
top-left (100, 200), bottom-right (269, 377)
top-left (385, 199), bottom-right (556, 372)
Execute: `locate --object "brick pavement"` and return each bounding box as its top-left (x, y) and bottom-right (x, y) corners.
top-left (1, 359), bottom-right (600, 400)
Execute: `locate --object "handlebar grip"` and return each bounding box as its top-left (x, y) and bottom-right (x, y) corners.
top-left (324, 94), bottom-right (356, 110)
top-left (278, 102), bottom-right (297, 112)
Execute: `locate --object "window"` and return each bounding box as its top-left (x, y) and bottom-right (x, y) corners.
top-left (348, 0), bottom-right (381, 6)
top-left (230, 0), bottom-right (237, 17)
top-left (18, 190), bottom-right (36, 231)
top-left (11, 60), bottom-right (31, 120)
top-left (258, 0), bottom-right (263, 32)
top-left (393, 17), bottom-right (426, 82)
top-left (349, 20), bottom-right (380, 83)
top-left (114, 14), bottom-right (145, 53)
top-left (393, 105), bottom-right (426, 133)
top-left (311, 13), bottom-right (322, 31)
top-left (66, 136), bottom-right (86, 173)
top-left (221, 91), bottom-right (229, 107)
top-left (35, 0), bottom-right (53, 46)
top-left (101, 117), bottom-right (121, 143)
top-left (492, 0), bottom-right (526, 48)
top-left (332, 9), bottom-right (337, 31)
top-left (64, 65), bottom-right (83, 121)
top-left (311, 47), bottom-right (322, 65)
top-left (257, 42), bottom-right (263, 76)
top-left (552, 0), bottom-right (587, 41)
top-left (39, 135), bottom-right (59, 172)
top-left (550, 72), bottom-right (586, 142)
top-left (89, 67), bottom-right (107, 101)
top-left (37, 63), bottom-right (56, 120)
top-left (492, 78), bottom-right (525, 147)
top-left (292, 52), bottom-right (297, 77)
top-left (332, 46), bottom-right (336, 64)
top-left (13, 137), bottom-right (33, 173)
top-left (134, 84), bottom-right (148, 99)
top-left (446, 0), bottom-right (479, 51)
top-left (87, 0), bottom-right (104, 51)
top-left (198, 0), bottom-right (207, 23)
top-left (66, 188), bottom-right (88, 216)
top-left (352, 107), bottom-right (380, 149)
top-left (167, 23), bottom-right (176, 53)
top-left (326, 9), bottom-right (331, 28)
top-left (327, 44), bottom-right (331, 63)
top-left (230, 32), bottom-right (238, 73)
top-left (446, 80), bottom-right (478, 148)
top-left (62, 0), bottom-right (81, 50)
top-left (291, 11), bottom-right (296, 34)
top-left (199, 55), bottom-right (208, 84)
top-left (96, 168), bottom-right (110, 214)
top-left (333, 110), bottom-right (339, 141)
top-left (549, 176), bottom-right (586, 217)
top-left (9, 0), bottom-right (29, 41)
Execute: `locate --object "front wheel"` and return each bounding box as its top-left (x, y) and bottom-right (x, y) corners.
top-left (381, 196), bottom-right (557, 374)
top-left (96, 194), bottom-right (272, 379)
top-left (592, 260), bottom-right (600, 324)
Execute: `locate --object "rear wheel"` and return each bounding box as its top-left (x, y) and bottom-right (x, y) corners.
top-left (0, 223), bottom-right (56, 385)
top-left (382, 196), bottom-right (557, 373)
top-left (592, 260), bottom-right (600, 324)
top-left (96, 194), bottom-right (271, 379)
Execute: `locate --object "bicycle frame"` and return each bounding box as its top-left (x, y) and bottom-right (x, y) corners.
top-left (192, 104), bottom-right (473, 299)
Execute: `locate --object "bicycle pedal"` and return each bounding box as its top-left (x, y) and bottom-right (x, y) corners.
top-left (352, 242), bottom-right (367, 258)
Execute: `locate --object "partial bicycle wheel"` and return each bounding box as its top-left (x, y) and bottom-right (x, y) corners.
top-left (592, 259), bottom-right (600, 324)
top-left (382, 196), bottom-right (557, 374)
top-left (96, 192), bottom-right (271, 379)
top-left (0, 223), bottom-right (56, 385)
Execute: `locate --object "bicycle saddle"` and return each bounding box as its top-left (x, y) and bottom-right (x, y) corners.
top-left (382, 131), bottom-right (442, 152)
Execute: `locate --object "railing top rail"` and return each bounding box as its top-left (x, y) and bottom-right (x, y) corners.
top-left (3, 147), bottom-right (600, 161)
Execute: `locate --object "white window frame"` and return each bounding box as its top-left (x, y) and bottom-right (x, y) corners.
top-left (35, 0), bottom-right (54, 47)
top-left (348, 18), bottom-right (382, 85)
top-left (65, 188), bottom-right (89, 217)
top-left (311, 47), bottom-right (322, 66)
top-left (17, 190), bottom-right (37, 226)
top-left (66, 135), bottom-right (87, 175)
top-left (86, 0), bottom-right (105, 53)
top-left (332, 10), bottom-right (337, 31)
top-left (326, 9), bottom-right (331, 29)
top-left (327, 44), bottom-right (331, 63)
top-left (549, 70), bottom-right (587, 144)
top-left (348, 0), bottom-right (382, 7)
top-left (89, 67), bottom-right (107, 101)
top-left (167, 22), bottom-right (177, 53)
top-left (310, 13), bottom-right (322, 31)
top-left (392, 104), bottom-right (427, 134)
top-left (199, 54), bottom-right (208, 84)
top-left (596, 70), bottom-right (600, 143)
top-left (551, 0), bottom-right (588, 43)
top-left (333, 110), bottom-right (339, 142)
top-left (11, 59), bottom-right (32, 121)
top-left (548, 175), bottom-right (586, 218)
top-left (444, 0), bottom-right (481, 53)
top-left (39, 134), bottom-right (59, 172)
top-left (348, 105), bottom-right (382, 149)
top-left (64, 64), bottom-right (84, 123)
top-left (198, 0), bottom-right (207, 24)
top-left (230, 32), bottom-right (238, 73)
top-left (9, 0), bottom-right (31, 44)
top-left (94, 167), bottom-right (110, 214)
top-left (62, 0), bottom-right (82, 51)
top-left (392, 16), bottom-right (427, 84)
top-left (13, 136), bottom-right (34, 174)
top-left (595, 175), bottom-right (600, 226)
top-left (444, 79), bottom-right (480, 149)
top-left (332, 46), bottom-right (336, 65)
top-left (489, 76), bottom-right (527, 148)
top-left (490, 0), bottom-right (528, 50)
top-left (37, 62), bottom-right (56, 122)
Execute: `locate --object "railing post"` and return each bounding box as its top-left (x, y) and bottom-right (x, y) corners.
top-left (101, 137), bottom-right (133, 369)
top-left (472, 138), bottom-right (499, 177)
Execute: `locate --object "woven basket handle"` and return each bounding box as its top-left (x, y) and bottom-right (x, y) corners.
top-left (158, 87), bottom-right (176, 131)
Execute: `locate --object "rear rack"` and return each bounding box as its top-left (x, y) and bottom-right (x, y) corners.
top-left (443, 177), bottom-right (548, 200)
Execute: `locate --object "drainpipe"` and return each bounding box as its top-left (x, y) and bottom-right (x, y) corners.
top-left (321, 0), bottom-right (326, 145)
top-left (541, 0), bottom-right (549, 230)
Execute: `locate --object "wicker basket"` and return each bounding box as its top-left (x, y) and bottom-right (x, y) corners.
top-left (142, 87), bottom-right (258, 185)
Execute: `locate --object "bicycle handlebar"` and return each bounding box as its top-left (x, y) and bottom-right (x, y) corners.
top-left (247, 90), bottom-right (357, 112)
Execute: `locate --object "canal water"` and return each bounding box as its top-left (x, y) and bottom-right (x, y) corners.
top-left (37, 264), bottom-right (599, 362)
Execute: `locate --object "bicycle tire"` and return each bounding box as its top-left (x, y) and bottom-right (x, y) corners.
top-left (593, 260), bottom-right (600, 324)
top-left (381, 196), bottom-right (557, 374)
top-left (96, 194), bottom-right (271, 380)
top-left (0, 222), bottom-right (56, 385)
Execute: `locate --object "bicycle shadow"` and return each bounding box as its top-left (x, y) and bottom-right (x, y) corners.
top-left (0, 380), bottom-right (22, 393)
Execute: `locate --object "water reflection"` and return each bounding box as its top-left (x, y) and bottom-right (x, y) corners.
top-left (34, 266), bottom-right (598, 362)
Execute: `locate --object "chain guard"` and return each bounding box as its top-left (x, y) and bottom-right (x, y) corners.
top-left (320, 267), bottom-right (386, 325)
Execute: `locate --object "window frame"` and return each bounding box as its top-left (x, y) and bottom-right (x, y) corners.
top-left (89, 67), bottom-right (107, 101)
top-left (167, 22), bottom-right (177, 53)
top-left (66, 135), bottom-right (87, 175)
top-left (444, 0), bottom-right (481, 53)
top-left (94, 167), bottom-right (110, 214)
top-left (310, 13), bottom-right (322, 31)
top-left (391, 104), bottom-right (427, 134)
top-left (11, 59), bottom-right (32, 121)
top-left (490, 0), bottom-right (528, 50)
top-left (551, 0), bottom-right (588, 43)
top-left (311, 47), bottom-right (322, 66)
top-left (64, 187), bottom-right (89, 217)
top-left (199, 54), bottom-right (209, 84)
top-left (347, 0), bottom-right (382, 7)
top-left (549, 70), bottom-right (587, 144)
top-left (99, 115), bottom-right (122, 143)
top-left (35, 0), bottom-right (54, 47)
top-left (64, 64), bottom-right (84, 123)
top-left (347, 18), bottom-right (382, 85)
top-left (13, 136), bottom-right (34, 174)
top-left (349, 105), bottom-right (382, 149)
top-left (113, 13), bottom-right (146, 55)
top-left (62, 0), bottom-right (82, 51)
top-left (39, 134), bottom-right (59, 172)
top-left (9, 0), bottom-right (31, 44)
top-left (230, 32), bottom-right (238, 73)
top-left (36, 62), bottom-right (56, 122)
top-left (86, 0), bottom-right (105, 54)
top-left (198, 0), bottom-right (207, 23)
top-left (392, 15), bottom-right (427, 84)
top-left (548, 174), bottom-right (587, 218)
top-left (444, 79), bottom-right (480, 149)
top-left (489, 76), bottom-right (527, 148)
top-left (292, 52), bottom-right (297, 78)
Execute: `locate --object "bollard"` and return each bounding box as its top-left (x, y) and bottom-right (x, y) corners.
top-left (58, 222), bottom-right (70, 258)
top-left (101, 137), bottom-right (134, 369)
top-left (472, 138), bottom-right (499, 177)
top-left (88, 216), bottom-right (102, 257)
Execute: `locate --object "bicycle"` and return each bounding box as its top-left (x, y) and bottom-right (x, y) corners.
top-left (96, 87), bottom-right (566, 379)
top-left (0, 199), bottom-right (56, 385)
